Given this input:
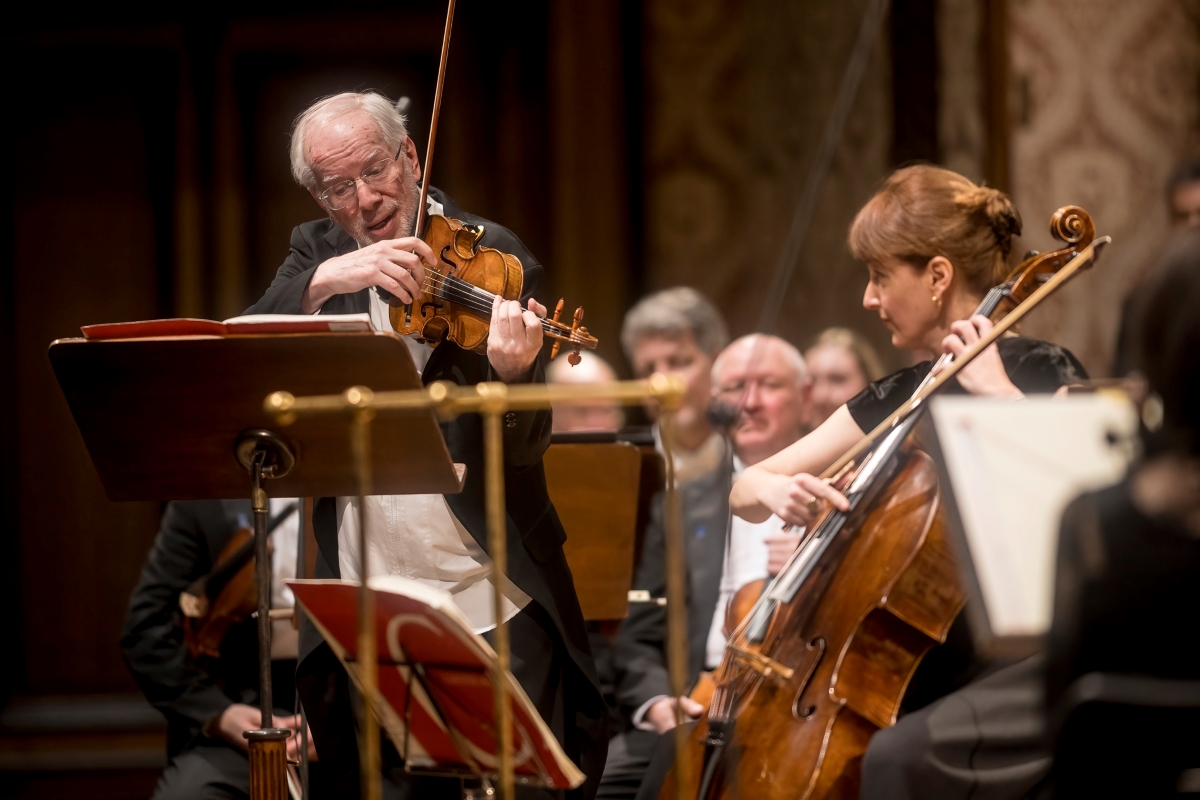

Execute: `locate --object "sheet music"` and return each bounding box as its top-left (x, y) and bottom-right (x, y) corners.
top-left (929, 394), bottom-right (1137, 640)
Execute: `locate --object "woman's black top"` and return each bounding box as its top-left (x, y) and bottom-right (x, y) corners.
top-left (842, 336), bottom-right (1088, 710)
top-left (846, 336), bottom-right (1088, 433)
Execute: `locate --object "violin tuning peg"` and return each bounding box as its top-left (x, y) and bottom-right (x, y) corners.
top-left (552, 298), bottom-right (564, 325)
top-left (550, 340), bottom-right (562, 359)
top-left (568, 347), bottom-right (581, 366)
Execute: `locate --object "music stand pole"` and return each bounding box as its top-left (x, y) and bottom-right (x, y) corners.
top-left (237, 430), bottom-right (296, 800)
top-left (349, 398), bottom-right (383, 800)
top-left (479, 385), bottom-right (515, 800)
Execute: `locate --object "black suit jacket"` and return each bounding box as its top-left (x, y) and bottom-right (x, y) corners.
top-left (245, 188), bottom-right (604, 789)
top-left (613, 461), bottom-right (732, 721)
top-left (121, 500), bottom-right (263, 757)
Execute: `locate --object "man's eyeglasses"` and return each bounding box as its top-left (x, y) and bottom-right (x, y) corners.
top-left (316, 144), bottom-right (403, 211)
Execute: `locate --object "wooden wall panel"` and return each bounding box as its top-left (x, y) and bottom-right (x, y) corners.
top-left (13, 54), bottom-right (169, 693)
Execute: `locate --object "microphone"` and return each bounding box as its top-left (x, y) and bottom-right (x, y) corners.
top-left (707, 399), bottom-right (740, 431)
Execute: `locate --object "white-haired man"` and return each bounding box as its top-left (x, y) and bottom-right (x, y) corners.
top-left (599, 334), bottom-right (809, 799)
top-left (245, 91), bottom-right (605, 798)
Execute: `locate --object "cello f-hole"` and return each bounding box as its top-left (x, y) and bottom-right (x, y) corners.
top-left (790, 636), bottom-right (826, 721)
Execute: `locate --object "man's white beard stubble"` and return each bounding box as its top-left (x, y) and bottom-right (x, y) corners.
top-left (347, 169), bottom-right (420, 248)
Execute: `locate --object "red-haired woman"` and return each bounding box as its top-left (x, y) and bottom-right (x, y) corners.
top-left (731, 164), bottom-right (1086, 798)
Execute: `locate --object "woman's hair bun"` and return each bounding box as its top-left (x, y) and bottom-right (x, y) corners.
top-left (960, 185), bottom-right (1022, 257)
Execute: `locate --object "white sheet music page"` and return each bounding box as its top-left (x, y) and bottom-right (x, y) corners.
top-left (928, 394), bottom-right (1137, 640)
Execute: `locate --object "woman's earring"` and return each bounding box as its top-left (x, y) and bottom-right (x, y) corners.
top-left (931, 294), bottom-right (942, 308)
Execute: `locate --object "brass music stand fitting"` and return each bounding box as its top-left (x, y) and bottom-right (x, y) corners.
top-left (234, 429), bottom-right (296, 800)
top-left (266, 375), bottom-right (690, 800)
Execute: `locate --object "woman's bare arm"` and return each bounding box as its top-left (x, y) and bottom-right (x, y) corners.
top-left (731, 405), bottom-right (863, 524)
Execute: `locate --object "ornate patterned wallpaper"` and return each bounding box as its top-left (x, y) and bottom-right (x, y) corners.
top-left (1009, 0), bottom-right (1200, 375)
top-left (641, 0), bottom-right (897, 361)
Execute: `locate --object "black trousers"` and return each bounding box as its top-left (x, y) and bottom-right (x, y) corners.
top-left (860, 656), bottom-right (1050, 800)
top-left (154, 660), bottom-right (304, 800)
top-left (596, 729), bottom-right (661, 799)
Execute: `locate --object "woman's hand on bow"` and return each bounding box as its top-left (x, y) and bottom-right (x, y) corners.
top-left (754, 471), bottom-right (850, 528)
top-left (934, 315), bottom-right (1023, 399)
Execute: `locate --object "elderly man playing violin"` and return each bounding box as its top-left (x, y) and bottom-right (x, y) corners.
top-left (245, 91), bottom-right (606, 799)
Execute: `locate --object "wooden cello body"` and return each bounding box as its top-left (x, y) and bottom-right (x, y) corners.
top-left (664, 440), bottom-right (963, 799)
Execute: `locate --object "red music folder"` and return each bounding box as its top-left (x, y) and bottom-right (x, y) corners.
top-left (289, 577), bottom-right (585, 789)
top-left (80, 313), bottom-right (373, 339)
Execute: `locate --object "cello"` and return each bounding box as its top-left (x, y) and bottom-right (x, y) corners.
top-left (663, 207), bottom-right (1107, 799)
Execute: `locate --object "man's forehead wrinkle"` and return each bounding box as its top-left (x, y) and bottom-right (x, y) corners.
top-left (306, 114), bottom-right (387, 182)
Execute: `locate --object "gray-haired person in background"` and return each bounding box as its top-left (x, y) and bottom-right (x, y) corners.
top-left (620, 287), bottom-right (730, 485)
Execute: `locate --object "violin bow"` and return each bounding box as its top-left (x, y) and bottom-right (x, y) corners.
top-left (415, 0), bottom-right (456, 238)
top-left (399, 0), bottom-right (456, 327)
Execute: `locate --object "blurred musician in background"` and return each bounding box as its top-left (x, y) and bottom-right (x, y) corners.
top-left (620, 287), bottom-right (729, 486)
top-left (803, 327), bottom-right (885, 430)
top-left (121, 500), bottom-right (312, 799)
top-left (1168, 156), bottom-right (1200, 229)
top-left (730, 165), bottom-right (1088, 800)
top-left (243, 91), bottom-right (605, 799)
top-left (598, 334), bottom-right (808, 799)
top-left (1045, 230), bottom-right (1200, 791)
top-left (547, 350), bottom-right (624, 433)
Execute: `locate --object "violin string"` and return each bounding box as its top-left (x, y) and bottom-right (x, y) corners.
top-left (401, 272), bottom-right (580, 338)
top-left (424, 271), bottom-right (577, 332)
top-left (418, 269), bottom-right (578, 335)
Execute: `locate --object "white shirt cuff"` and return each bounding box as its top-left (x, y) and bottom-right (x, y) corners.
top-left (632, 695), bottom-right (669, 731)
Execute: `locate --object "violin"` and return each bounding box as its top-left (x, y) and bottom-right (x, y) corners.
top-left (179, 502), bottom-right (297, 660)
top-left (388, 215), bottom-right (598, 363)
top-left (380, 0), bottom-right (597, 365)
top-left (663, 207), bottom-right (1107, 800)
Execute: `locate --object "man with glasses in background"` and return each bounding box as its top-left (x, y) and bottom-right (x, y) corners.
top-left (245, 91), bottom-right (606, 799)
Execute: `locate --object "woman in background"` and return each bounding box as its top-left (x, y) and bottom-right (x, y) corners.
top-left (803, 327), bottom-right (885, 429)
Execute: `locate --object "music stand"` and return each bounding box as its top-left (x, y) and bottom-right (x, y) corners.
top-left (544, 442), bottom-right (644, 621)
top-left (48, 331), bottom-right (465, 800)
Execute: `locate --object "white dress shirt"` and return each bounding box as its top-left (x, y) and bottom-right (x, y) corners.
top-left (268, 498), bottom-right (299, 660)
top-left (633, 458), bottom-right (785, 729)
top-left (336, 256), bottom-right (531, 634)
top-left (703, 462), bottom-right (784, 668)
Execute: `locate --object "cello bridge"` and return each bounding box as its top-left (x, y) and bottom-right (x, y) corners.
top-left (727, 645), bottom-right (794, 682)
